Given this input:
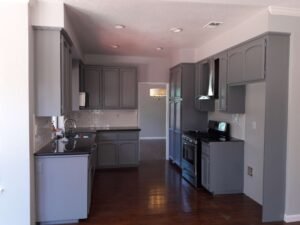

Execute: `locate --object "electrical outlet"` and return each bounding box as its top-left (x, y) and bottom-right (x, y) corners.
top-left (247, 166), bottom-right (253, 177)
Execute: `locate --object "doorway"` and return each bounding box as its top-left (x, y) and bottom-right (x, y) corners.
top-left (138, 82), bottom-right (168, 161)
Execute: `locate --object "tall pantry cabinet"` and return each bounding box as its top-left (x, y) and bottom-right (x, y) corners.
top-left (169, 63), bottom-right (208, 167)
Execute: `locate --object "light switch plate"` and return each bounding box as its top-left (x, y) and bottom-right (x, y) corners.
top-left (247, 166), bottom-right (253, 177)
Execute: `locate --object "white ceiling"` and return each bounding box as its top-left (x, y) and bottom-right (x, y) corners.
top-left (59, 0), bottom-right (300, 57)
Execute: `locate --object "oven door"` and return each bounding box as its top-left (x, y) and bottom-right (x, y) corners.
top-left (182, 139), bottom-right (197, 166)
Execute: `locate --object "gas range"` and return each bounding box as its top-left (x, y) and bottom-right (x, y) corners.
top-left (181, 121), bottom-right (231, 188)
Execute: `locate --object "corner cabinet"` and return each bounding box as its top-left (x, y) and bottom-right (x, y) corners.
top-left (81, 66), bottom-right (138, 110)
top-left (34, 27), bottom-right (73, 116)
top-left (227, 37), bottom-right (266, 85)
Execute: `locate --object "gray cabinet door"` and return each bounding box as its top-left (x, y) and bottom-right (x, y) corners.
top-left (97, 143), bottom-right (118, 167)
top-left (120, 68), bottom-right (137, 109)
top-left (201, 153), bottom-right (210, 191)
top-left (173, 66), bottom-right (182, 98)
top-left (175, 101), bottom-right (181, 131)
top-left (174, 131), bottom-right (182, 167)
top-left (103, 67), bottom-right (120, 109)
top-left (62, 39), bottom-right (72, 114)
top-left (227, 46), bottom-right (244, 84)
top-left (118, 142), bottom-right (138, 166)
top-left (216, 52), bottom-right (245, 113)
top-left (169, 69), bottom-right (176, 100)
top-left (169, 102), bottom-right (175, 129)
top-left (84, 66), bottom-right (101, 109)
top-left (244, 37), bottom-right (266, 82)
top-left (217, 53), bottom-right (227, 111)
top-left (169, 129), bottom-right (175, 161)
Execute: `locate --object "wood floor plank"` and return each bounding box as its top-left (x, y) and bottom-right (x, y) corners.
top-left (73, 161), bottom-right (300, 225)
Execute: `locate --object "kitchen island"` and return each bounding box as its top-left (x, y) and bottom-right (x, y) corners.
top-left (35, 135), bottom-right (97, 225)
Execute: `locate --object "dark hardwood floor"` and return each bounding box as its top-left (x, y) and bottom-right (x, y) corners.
top-left (139, 139), bottom-right (166, 161)
top-left (77, 161), bottom-right (299, 225)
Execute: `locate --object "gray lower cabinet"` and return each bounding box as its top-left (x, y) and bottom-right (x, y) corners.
top-left (97, 142), bottom-right (118, 167)
top-left (97, 131), bottom-right (139, 168)
top-left (227, 36), bottom-right (266, 85)
top-left (118, 141), bottom-right (138, 166)
top-left (201, 141), bottom-right (244, 195)
top-left (35, 151), bottom-right (96, 224)
top-left (34, 27), bottom-right (73, 116)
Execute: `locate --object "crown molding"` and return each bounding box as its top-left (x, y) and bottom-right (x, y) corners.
top-left (268, 6), bottom-right (300, 17)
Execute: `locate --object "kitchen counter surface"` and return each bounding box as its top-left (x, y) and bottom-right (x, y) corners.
top-left (35, 134), bottom-right (96, 156)
top-left (75, 126), bottom-right (141, 133)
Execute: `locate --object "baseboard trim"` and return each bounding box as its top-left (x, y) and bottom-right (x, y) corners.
top-left (140, 137), bottom-right (166, 140)
top-left (284, 214), bottom-right (300, 223)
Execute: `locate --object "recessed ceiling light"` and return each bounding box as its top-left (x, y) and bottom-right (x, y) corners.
top-left (170, 27), bottom-right (183, 33)
top-left (114, 24), bottom-right (126, 29)
top-left (203, 21), bottom-right (224, 29)
top-left (111, 44), bottom-right (120, 49)
top-left (156, 47), bottom-right (164, 51)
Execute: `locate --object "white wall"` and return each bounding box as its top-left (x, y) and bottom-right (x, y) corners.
top-left (31, 0), bottom-right (64, 27)
top-left (195, 9), bottom-right (269, 60)
top-left (138, 83), bottom-right (167, 138)
top-left (267, 15), bottom-right (300, 221)
top-left (170, 48), bottom-right (196, 67)
top-left (84, 54), bottom-right (170, 83)
top-left (0, 2), bottom-right (32, 225)
top-left (244, 82), bottom-right (266, 205)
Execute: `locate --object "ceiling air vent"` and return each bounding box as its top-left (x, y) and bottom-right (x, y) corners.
top-left (203, 21), bottom-right (224, 29)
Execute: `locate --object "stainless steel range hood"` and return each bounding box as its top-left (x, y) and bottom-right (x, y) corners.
top-left (197, 58), bottom-right (218, 100)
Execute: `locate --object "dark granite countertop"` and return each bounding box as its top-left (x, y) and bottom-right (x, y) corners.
top-left (201, 136), bottom-right (244, 143)
top-left (74, 126), bottom-right (141, 133)
top-left (35, 134), bottom-right (96, 156)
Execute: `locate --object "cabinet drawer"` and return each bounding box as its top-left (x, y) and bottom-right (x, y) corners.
top-left (97, 132), bottom-right (118, 142)
top-left (118, 131), bottom-right (139, 140)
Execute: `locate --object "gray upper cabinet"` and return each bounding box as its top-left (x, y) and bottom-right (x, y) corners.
top-left (34, 27), bottom-right (72, 116)
top-left (84, 66), bottom-right (101, 109)
top-left (194, 60), bottom-right (215, 112)
top-left (227, 37), bottom-right (266, 85)
top-left (102, 67), bottom-right (120, 109)
top-left (244, 38), bottom-right (266, 82)
top-left (120, 68), bottom-right (138, 109)
top-left (216, 52), bottom-right (245, 113)
top-left (227, 46), bottom-right (244, 84)
top-left (80, 66), bottom-right (138, 110)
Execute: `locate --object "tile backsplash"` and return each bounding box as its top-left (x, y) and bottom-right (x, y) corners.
top-left (69, 110), bottom-right (138, 127)
top-left (34, 116), bottom-right (52, 152)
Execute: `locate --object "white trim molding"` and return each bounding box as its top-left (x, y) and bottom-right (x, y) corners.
top-left (140, 137), bottom-right (166, 140)
top-left (268, 6), bottom-right (300, 17)
top-left (284, 214), bottom-right (300, 223)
